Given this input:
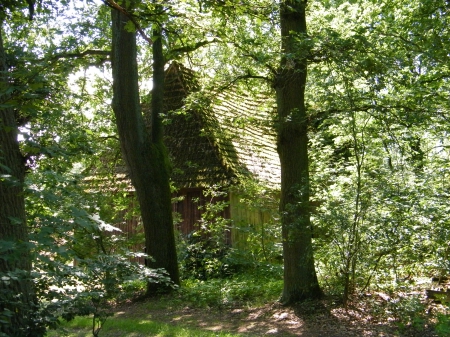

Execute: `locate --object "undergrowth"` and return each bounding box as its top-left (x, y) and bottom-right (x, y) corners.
top-left (176, 265), bottom-right (283, 308)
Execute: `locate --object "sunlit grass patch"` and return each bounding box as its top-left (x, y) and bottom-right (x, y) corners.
top-left (47, 315), bottom-right (243, 337)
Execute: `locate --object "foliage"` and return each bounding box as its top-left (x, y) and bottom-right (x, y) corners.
top-left (174, 267), bottom-right (283, 308)
top-left (229, 181), bottom-right (282, 264)
top-left (178, 185), bottom-right (234, 280)
top-left (25, 159), bottom-right (173, 335)
top-left (436, 313), bottom-right (450, 337)
top-left (177, 181), bottom-right (284, 281)
top-left (178, 232), bottom-right (232, 280)
top-left (430, 294), bottom-right (450, 337)
top-left (34, 235), bottom-right (174, 336)
top-left (178, 182), bottom-right (283, 281)
top-left (303, 0), bottom-right (450, 306)
top-left (53, 255), bottom-right (173, 337)
top-left (1, 0), bottom-right (450, 334)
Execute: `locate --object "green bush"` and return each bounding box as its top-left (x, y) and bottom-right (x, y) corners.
top-left (436, 313), bottom-right (450, 337)
top-left (40, 253), bottom-right (175, 336)
top-left (178, 186), bottom-right (237, 280)
top-left (179, 232), bottom-right (235, 280)
top-left (177, 266), bottom-right (283, 308)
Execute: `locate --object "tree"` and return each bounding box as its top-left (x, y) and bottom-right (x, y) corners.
top-left (302, 0), bottom-right (450, 302)
top-left (110, 1), bottom-right (180, 294)
top-left (275, 0), bottom-right (321, 304)
top-left (180, 0), bottom-right (321, 303)
top-left (0, 3), bottom-right (45, 335)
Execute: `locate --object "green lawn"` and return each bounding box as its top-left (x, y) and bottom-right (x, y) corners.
top-left (47, 315), bottom-right (244, 337)
top-left (46, 270), bottom-right (283, 337)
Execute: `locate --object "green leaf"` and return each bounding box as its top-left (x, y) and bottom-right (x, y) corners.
top-left (124, 20), bottom-right (136, 33)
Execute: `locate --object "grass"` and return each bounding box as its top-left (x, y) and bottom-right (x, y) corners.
top-left (46, 316), bottom-right (244, 337)
top-left (175, 271), bottom-right (283, 308)
top-left (44, 267), bottom-right (444, 337)
top-left (46, 267), bottom-right (283, 337)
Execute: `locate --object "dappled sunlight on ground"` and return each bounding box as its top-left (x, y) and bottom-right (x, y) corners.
top-left (115, 300), bottom-right (396, 336)
top-left (49, 292), bottom-right (442, 337)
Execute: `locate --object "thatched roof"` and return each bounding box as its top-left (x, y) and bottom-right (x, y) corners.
top-left (163, 62), bottom-right (280, 189)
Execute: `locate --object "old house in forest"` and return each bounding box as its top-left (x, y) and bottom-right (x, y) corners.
top-left (100, 62), bottom-right (281, 253)
top-left (162, 62), bottom-right (280, 246)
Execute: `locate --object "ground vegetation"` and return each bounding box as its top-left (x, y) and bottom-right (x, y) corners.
top-left (0, 0), bottom-right (449, 335)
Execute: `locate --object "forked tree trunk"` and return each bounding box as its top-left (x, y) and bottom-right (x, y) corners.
top-left (275, 0), bottom-right (321, 305)
top-left (110, 5), bottom-right (179, 294)
top-left (0, 20), bottom-right (42, 336)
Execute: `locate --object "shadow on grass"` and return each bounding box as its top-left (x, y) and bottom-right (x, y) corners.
top-left (47, 297), bottom-right (438, 337)
top-left (47, 315), bottom-right (244, 337)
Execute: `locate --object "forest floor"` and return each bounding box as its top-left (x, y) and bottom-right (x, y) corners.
top-left (50, 275), bottom-right (449, 337)
top-left (113, 292), bottom-right (442, 336)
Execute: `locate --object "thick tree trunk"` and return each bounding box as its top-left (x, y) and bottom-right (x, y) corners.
top-left (0, 21), bottom-right (42, 336)
top-left (275, 0), bottom-right (321, 304)
top-left (110, 7), bottom-right (179, 294)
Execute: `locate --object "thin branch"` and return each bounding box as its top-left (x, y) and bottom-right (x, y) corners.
top-left (38, 49), bottom-right (110, 62)
top-left (309, 102), bottom-right (436, 127)
top-left (418, 73), bottom-right (450, 84)
top-left (103, 0), bottom-right (152, 45)
top-left (99, 135), bottom-right (120, 142)
top-left (218, 73), bottom-right (272, 92)
top-left (377, 31), bottom-right (424, 53)
top-left (230, 42), bottom-right (277, 76)
top-left (168, 38), bottom-right (220, 59)
top-left (309, 104), bottom-right (374, 127)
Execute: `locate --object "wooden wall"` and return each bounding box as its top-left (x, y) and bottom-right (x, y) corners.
top-left (112, 189), bottom-right (277, 266)
top-left (115, 197), bottom-right (146, 265)
top-left (172, 188), bottom-right (231, 244)
top-left (228, 192), bottom-right (274, 250)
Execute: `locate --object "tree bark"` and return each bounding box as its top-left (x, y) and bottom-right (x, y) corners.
top-left (0, 20), bottom-right (43, 336)
top-left (275, 0), bottom-right (321, 304)
top-left (110, 5), bottom-right (179, 294)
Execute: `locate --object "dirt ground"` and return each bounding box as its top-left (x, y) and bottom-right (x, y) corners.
top-left (115, 294), bottom-right (440, 336)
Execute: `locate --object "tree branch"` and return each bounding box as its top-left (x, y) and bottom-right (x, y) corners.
top-left (230, 42), bottom-right (277, 76)
top-left (218, 72), bottom-right (272, 92)
top-left (103, 0), bottom-right (152, 45)
top-left (39, 49), bottom-right (110, 62)
top-left (99, 135), bottom-right (120, 142)
top-left (168, 38), bottom-right (220, 59)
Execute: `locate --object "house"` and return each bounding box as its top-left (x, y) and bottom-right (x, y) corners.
top-left (92, 62), bottom-right (281, 253)
top-left (162, 62), bottom-right (281, 247)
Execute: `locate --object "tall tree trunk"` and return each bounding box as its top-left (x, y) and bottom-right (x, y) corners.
top-left (275, 0), bottom-right (321, 305)
top-left (110, 5), bottom-right (179, 294)
top-left (0, 20), bottom-right (42, 336)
